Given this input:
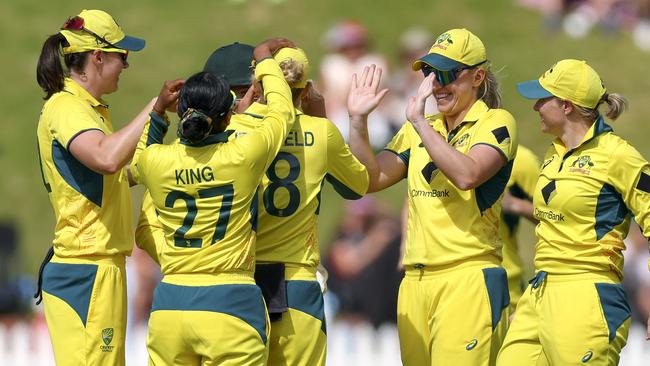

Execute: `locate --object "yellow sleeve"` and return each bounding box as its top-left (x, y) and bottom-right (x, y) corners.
top-left (131, 112), bottom-right (169, 184)
top-left (384, 122), bottom-right (414, 168)
top-left (49, 97), bottom-right (105, 149)
top-left (513, 146), bottom-right (541, 199)
top-left (471, 109), bottom-right (518, 161)
top-left (325, 118), bottom-right (369, 199)
top-left (608, 142), bottom-right (650, 249)
top-left (236, 58), bottom-right (295, 173)
top-left (134, 191), bottom-right (163, 264)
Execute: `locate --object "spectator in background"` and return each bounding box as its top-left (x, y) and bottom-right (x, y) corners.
top-left (319, 20), bottom-right (392, 148)
top-left (0, 223), bottom-right (33, 319)
top-left (517, 0), bottom-right (650, 52)
top-left (385, 27), bottom-right (437, 135)
top-left (325, 197), bottom-right (402, 328)
top-left (623, 222), bottom-right (650, 327)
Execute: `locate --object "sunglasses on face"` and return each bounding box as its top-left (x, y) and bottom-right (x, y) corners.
top-left (62, 15), bottom-right (126, 59)
top-left (421, 61), bottom-right (487, 86)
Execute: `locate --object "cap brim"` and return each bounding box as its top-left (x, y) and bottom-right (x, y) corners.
top-left (516, 80), bottom-right (553, 99)
top-left (412, 53), bottom-right (465, 71)
top-left (114, 35), bottom-right (146, 52)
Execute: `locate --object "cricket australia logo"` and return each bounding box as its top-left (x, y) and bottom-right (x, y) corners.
top-left (433, 33), bottom-right (453, 50)
top-left (569, 156), bottom-right (594, 175)
top-left (436, 33), bottom-right (453, 45)
top-left (100, 328), bottom-right (115, 352)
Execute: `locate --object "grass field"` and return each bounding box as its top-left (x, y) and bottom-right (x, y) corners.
top-left (2, 0), bottom-right (649, 276)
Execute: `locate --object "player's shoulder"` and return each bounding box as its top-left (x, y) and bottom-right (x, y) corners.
top-left (483, 107), bottom-right (516, 126)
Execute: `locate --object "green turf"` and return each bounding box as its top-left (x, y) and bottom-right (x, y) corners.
top-left (2, 0), bottom-right (648, 278)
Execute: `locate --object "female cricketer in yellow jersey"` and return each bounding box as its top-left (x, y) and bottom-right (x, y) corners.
top-left (347, 28), bottom-right (517, 366)
top-left (131, 38), bottom-right (296, 366)
top-left (34, 9), bottom-right (180, 366)
top-left (497, 59), bottom-right (650, 365)
top-left (227, 47), bottom-right (369, 366)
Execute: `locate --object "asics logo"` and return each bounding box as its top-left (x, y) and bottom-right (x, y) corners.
top-left (466, 339), bottom-right (478, 351)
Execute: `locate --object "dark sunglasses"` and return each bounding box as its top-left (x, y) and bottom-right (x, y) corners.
top-left (62, 16), bottom-right (128, 62)
top-left (421, 60), bottom-right (487, 86)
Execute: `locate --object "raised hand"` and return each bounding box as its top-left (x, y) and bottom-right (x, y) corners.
top-left (253, 38), bottom-right (295, 62)
top-left (153, 79), bottom-right (185, 115)
top-left (406, 73), bottom-right (434, 125)
top-left (236, 81), bottom-right (260, 113)
top-left (347, 64), bottom-right (389, 119)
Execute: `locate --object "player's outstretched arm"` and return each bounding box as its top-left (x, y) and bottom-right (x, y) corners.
top-left (348, 64), bottom-right (405, 193)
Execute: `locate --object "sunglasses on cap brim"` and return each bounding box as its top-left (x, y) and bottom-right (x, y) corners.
top-left (62, 16), bottom-right (128, 62)
top-left (421, 60), bottom-right (487, 86)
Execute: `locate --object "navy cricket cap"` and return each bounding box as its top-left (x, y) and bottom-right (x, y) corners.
top-left (203, 42), bottom-right (254, 87)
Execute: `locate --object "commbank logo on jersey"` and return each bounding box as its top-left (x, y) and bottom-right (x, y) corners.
top-left (569, 156), bottom-right (594, 175)
top-left (541, 180), bottom-right (556, 205)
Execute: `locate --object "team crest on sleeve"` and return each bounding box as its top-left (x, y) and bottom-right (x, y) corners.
top-left (569, 156), bottom-right (594, 175)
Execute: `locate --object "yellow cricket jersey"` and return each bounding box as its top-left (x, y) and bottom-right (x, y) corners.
top-left (534, 117), bottom-right (650, 278)
top-left (228, 103), bottom-right (369, 268)
top-left (385, 100), bottom-right (518, 268)
top-left (500, 145), bottom-right (540, 283)
top-left (36, 78), bottom-right (133, 257)
top-left (132, 59), bottom-right (295, 276)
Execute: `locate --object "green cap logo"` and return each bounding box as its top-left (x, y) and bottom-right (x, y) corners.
top-left (436, 33), bottom-right (453, 45)
top-left (102, 328), bottom-right (114, 346)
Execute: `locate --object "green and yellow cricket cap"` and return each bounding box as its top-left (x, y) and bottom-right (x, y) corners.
top-left (273, 47), bottom-right (310, 88)
top-left (412, 28), bottom-right (487, 71)
top-left (517, 59), bottom-right (606, 109)
top-left (59, 9), bottom-right (145, 55)
top-left (203, 42), bottom-right (255, 87)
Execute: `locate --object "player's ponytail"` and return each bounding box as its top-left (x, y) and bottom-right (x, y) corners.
top-left (575, 92), bottom-right (628, 122)
top-left (279, 59), bottom-right (305, 96)
top-left (177, 72), bottom-right (233, 143)
top-left (603, 93), bottom-right (627, 120)
top-left (36, 33), bottom-right (89, 100)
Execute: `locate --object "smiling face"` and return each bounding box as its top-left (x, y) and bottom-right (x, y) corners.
top-left (432, 66), bottom-right (485, 124)
top-left (533, 96), bottom-right (568, 136)
top-left (97, 51), bottom-right (129, 95)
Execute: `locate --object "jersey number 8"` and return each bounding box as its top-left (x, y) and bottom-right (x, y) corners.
top-left (263, 152), bottom-right (301, 217)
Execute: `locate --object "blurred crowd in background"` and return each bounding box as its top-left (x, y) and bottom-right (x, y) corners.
top-left (518, 0), bottom-right (650, 50)
top-left (1, 13), bottom-right (650, 365)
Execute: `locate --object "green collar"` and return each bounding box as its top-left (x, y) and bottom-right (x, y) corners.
top-left (552, 116), bottom-right (613, 156)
